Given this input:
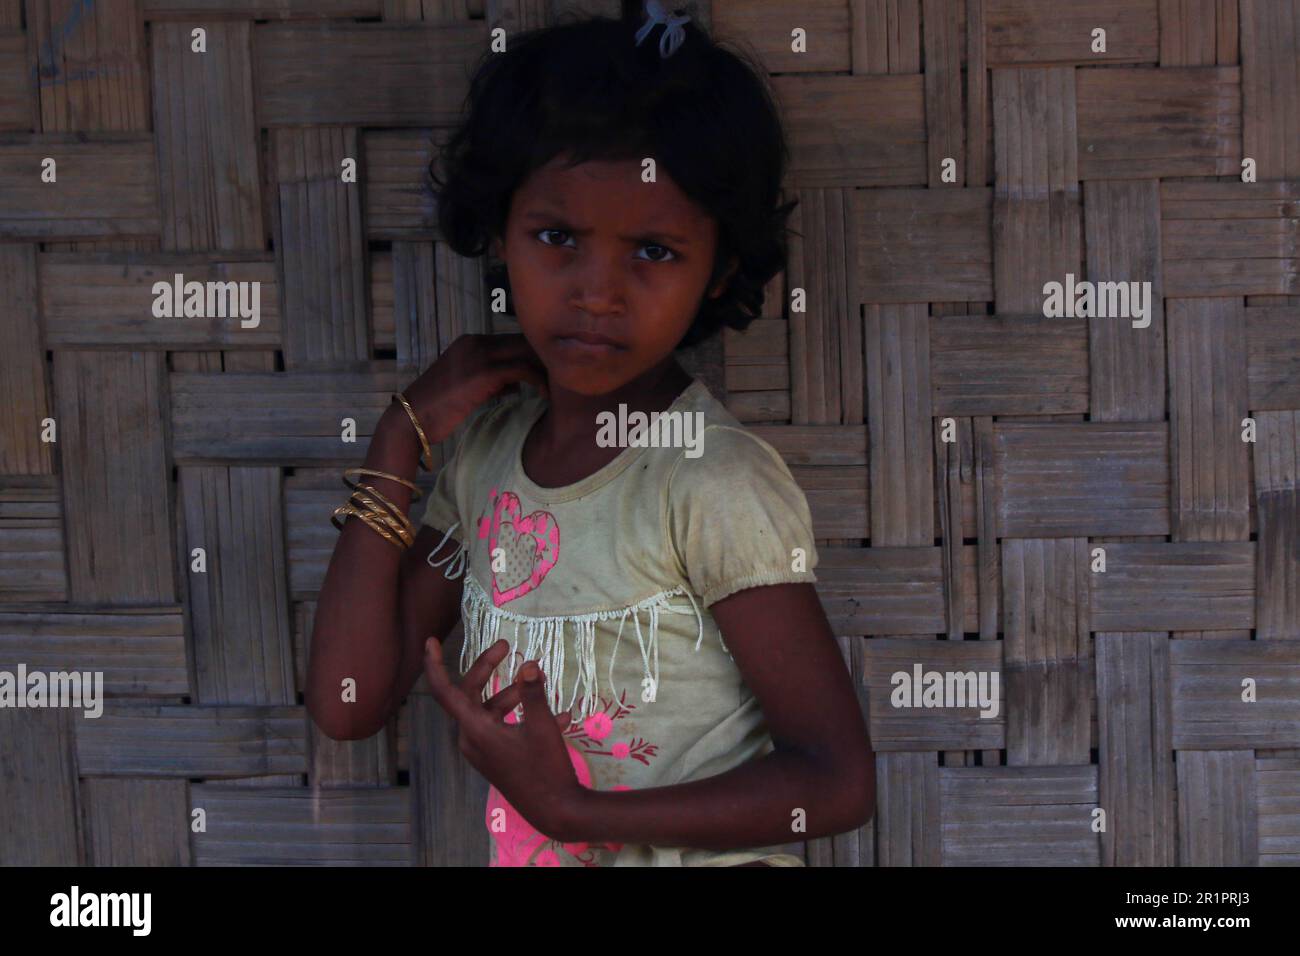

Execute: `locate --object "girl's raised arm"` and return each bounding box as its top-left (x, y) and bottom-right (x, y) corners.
top-left (305, 400), bottom-right (451, 741)
top-left (305, 334), bottom-right (549, 740)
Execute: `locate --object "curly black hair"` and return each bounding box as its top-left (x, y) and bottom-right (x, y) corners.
top-left (429, 2), bottom-right (798, 350)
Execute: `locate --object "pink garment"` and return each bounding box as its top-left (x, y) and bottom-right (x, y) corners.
top-left (485, 674), bottom-right (644, 866)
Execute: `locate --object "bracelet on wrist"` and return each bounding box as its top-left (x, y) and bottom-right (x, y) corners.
top-left (391, 392), bottom-right (434, 472)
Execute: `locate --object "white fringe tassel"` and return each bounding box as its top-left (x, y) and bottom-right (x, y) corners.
top-left (454, 569), bottom-right (720, 719)
top-left (425, 522), bottom-right (469, 580)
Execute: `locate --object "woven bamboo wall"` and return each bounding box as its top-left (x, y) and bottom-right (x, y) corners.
top-left (1, 0), bottom-right (1298, 867)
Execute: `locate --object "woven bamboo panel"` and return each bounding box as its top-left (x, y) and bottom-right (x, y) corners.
top-left (1, 0), bottom-right (1298, 868)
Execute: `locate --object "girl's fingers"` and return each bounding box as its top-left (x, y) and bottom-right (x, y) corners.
top-left (423, 638), bottom-right (470, 723)
top-left (515, 662), bottom-right (566, 744)
top-left (488, 336), bottom-right (549, 398)
top-left (460, 639), bottom-right (512, 698)
top-left (483, 667), bottom-right (574, 729)
top-left (484, 681), bottom-right (523, 720)
top-left (493, 362), bottom-right (549, 401)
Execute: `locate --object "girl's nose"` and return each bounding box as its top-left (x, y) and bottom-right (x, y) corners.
top-left (569, 249), bottom-right (626, 315)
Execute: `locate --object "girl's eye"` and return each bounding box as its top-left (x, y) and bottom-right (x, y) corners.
top-left (534, 229), bottom-right (677, 263)
top-left (636, 244), bottom-right (676, 263)
top-left (536, 228), bottom-right (576, 249)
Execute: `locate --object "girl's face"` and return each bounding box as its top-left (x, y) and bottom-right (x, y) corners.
top-left (491, 155), bottom-right (736, 396)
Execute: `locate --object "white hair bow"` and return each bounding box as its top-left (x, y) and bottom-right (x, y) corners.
top-left (634, 0), bottom-right (690, 59)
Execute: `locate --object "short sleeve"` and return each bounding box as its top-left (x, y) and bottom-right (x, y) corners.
top-left (419, 439), bottom-right (462, 535)
top-left (419, 398), bottom-right (506, 538)
top-left (666, 425), bottom-right (819, 608)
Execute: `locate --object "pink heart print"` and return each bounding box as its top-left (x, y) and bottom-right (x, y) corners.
top-left (488, 490), bottom-right (560, 606)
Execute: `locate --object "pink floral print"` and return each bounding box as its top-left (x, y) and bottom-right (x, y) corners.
top-left (485, 681), bottom-right (660, 866)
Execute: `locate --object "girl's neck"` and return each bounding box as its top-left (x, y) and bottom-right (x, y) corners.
top-left (535, 357), bottom-right (695, 451)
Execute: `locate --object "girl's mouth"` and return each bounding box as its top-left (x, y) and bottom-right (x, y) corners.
top-left (554, 334), bottom-right (626, 357)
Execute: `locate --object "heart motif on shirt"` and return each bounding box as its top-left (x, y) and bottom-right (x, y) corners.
top-left (489, 491), bottom-right (560, 606)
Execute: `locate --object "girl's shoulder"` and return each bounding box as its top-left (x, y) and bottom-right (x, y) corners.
top-left (662, 386), bottom-right (819, 608)
top-left (666, 382), bottom-right (803, 500)
top-left (666, 422), bottom-right (806, 510)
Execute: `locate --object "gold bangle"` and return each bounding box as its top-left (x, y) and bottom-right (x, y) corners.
top-left (332, 503), bottom-right (408, 550)
top-left (332, 502), bottom-right (403, 546)
top-left (392, 392), bottom-right (434, 472)
top-left (347, 488), bottom-right (414, 541)
top-left (343, 467), bottom-right (423, 500)
top-left (347, 488), bottom-right (415, 547)
top-left (334, 503), bottom-right (409, 550)
top-left (348, 478), bottom-right (418, 522)
top-left (348, 483), bottom-right (411, 527)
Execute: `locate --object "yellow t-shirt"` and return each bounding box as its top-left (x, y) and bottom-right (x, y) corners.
top-left (421, 377), bottom-right (819, 867)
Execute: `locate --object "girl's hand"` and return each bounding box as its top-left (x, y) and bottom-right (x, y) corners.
top-left (402, 333), bottom-right (549, 446)
top-left (424, 636), bottom-right (584, 842)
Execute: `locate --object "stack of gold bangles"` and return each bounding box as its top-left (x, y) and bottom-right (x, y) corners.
top-left (330, 392), bottom-right (435, 551)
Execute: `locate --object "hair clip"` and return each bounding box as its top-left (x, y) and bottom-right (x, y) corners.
top-left (635, 0), bottom-right (690, 59)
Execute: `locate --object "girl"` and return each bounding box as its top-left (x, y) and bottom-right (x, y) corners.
top-left (307, 1), bottom-right (875, 867)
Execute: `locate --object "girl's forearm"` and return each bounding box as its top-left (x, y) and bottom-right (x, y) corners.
top-left (305, 403), bottom-right (424, 739)
top-left (554, 747), bottom-right (872, 850)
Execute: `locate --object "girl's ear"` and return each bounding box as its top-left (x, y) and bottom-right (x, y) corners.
top-left (708, 256), bottom-right (739, 299)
